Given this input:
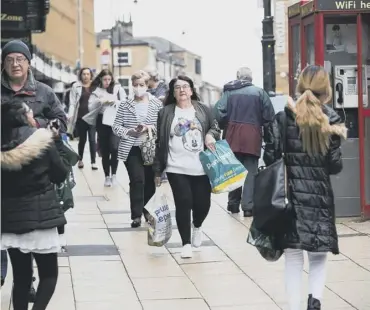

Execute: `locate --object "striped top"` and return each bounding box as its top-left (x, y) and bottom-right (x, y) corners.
top-left (112, 94), bottom-right (163, 162)
top-left (133, 101), bottom-right (149, 146)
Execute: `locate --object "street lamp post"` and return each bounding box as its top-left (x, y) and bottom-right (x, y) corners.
top-left (262, 0), bottom-right (276, 96)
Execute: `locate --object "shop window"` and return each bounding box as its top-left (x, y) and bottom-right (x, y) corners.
top-left (291, 24), bottom-right (301, 97)
top-left (114, 49), bottom-right (132, 67)
top-left (305, 24), bottom-right (315, 66)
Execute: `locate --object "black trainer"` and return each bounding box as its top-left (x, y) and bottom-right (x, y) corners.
top-left (131, 218), bottom-right (141, 228)
top-left (307, 294), bottom-right (321, 310)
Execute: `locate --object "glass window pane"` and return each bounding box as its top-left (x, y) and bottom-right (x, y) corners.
top-left (292, 24), bottom-right (301, 97)
top-left (305, 24), bottom-right (315, 66)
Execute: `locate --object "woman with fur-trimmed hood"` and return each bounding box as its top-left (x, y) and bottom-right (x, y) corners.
top-left (1, 101), bottom-right (70, 309)
top-left (263, 65), bottom-right (347, 310)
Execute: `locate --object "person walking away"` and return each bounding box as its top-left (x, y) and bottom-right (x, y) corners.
top-left (1, 39), bottom-right (68, 302)
top-left (1, 102), bottom-right (70, 310)
top-left (214, 67), bottom-right (275, 217)
top-left (86, 69), bottom-right (127, 187)
top-left (67, 68), bottom-right (98, 169)
top-left (146, 70), bottom-right (169, 182)
top-left (113, 71), bottom-right (162, 228)
top-left (263, 65), bottom-right (347, 310)
top-left (153, 75), bottom-right (220, 258)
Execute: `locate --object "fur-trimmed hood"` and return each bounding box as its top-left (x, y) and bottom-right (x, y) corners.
top-left (1, 128), bottom-right (54, 171)
top-left (285, 100), bottom-right (348, 139)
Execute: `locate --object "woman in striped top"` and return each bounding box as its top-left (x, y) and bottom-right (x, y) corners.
top-left (113, 71), bottom-right (163, 228)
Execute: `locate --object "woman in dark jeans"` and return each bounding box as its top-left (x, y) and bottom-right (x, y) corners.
top-left (153, 75), bottom-right (220, 259)
top-left (113, 71), bottom-right (163, 227)
top-left (87, 69), bottom-right (127, 187)
top-left (67, 67), bottom-right (97, 169)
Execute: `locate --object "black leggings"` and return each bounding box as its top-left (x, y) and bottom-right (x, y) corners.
top-left (8, 249), bottom-right (58, 310)
top-left (167, 173), bottom-right (212, 245)
top-left (76, 118), bottom-right (96, 163)
top-left (96, 114), bottom-right (119, 177)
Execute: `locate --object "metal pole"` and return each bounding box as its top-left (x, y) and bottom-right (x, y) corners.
top-left (262, 0), bottom-right (276, 96)
top-left (77, 0), bottom-right (84, 67)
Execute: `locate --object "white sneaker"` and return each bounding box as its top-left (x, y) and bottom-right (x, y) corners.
top-left (111, 174), bottom-right (117, 186)
top-left (181, 244), bottom-right (193, 259)
top-left (192, 225), bottom-right (203, 248)
top-left (104, 176), bottom-right (112, 187)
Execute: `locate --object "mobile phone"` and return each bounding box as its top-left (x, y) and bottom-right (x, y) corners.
top-left (136, 124), bottom-right (143, 132)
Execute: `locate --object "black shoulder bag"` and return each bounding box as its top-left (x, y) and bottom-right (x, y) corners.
top-left (252, 112), bottom-right (290, 235)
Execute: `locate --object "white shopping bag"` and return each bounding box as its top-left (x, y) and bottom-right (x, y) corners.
top-left (145, 190), bottom-right (172, 247)
top-left (102, 104), bottom-right (118, 126)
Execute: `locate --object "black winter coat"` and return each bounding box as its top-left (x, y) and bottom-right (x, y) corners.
top-left (263, 103), bottom-right (347, 254)
top-left (1, 127), bottom-right (69, 234)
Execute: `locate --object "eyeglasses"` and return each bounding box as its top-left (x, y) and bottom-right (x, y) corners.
top-left (4, 56), bottom-right (27, 65)
top-left (174, 84), bottom-right (190, 91)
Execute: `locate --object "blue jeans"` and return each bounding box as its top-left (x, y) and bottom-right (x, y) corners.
top-left (1, 250), bottom-right (8, 286)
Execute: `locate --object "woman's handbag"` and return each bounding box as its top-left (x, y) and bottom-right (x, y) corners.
top-left (253, 112), bottom-right (291, 235)
top-left (139, 127), bottom-right (156, 166)
top-left (55, 168), bottom-right (75, 212)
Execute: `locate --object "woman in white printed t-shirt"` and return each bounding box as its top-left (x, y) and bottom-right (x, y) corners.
top-left (153, 76), bottom-right (220, 259)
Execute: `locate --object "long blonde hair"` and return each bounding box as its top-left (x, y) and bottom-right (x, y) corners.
top-left (295, 65), bottom-right (334, 156)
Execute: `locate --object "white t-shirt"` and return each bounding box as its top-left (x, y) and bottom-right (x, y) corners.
top-left (166, 106), bottom-right (205, 175)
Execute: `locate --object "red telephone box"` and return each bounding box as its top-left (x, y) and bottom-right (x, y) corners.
top-left (288, 0), bottom-right (370, 218)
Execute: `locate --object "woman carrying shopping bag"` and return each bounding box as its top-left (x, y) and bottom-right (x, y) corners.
top-left (153, 75), bottom-right (220, 259)
top-left (83, 69), bottom-right (127, 187)
top-left (263, 65), bottom-right (347, 310)
top-left (113, 71), bottom-right (162, 228)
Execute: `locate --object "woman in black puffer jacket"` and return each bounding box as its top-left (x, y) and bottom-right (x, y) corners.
top-left (263, 66), bottom-right (347, 310)
top-left (1, 102), bottom-right (69, 310)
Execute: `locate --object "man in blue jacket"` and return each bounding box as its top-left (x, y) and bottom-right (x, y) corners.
top-left (215, 67), bottom-right (275, 217)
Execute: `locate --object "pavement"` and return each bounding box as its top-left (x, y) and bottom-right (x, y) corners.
top-left (1, 142), bottom-right (370, 310)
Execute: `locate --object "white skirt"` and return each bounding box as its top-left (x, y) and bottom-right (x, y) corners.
top-left (1, 228), bottom-right (61, 254)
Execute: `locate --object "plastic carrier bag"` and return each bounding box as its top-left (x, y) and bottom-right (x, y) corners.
top-left (146, 191), bottom-right (172, 247)
top-left (247, 221), bottom-right (283, 262)
top-left (199, 140), bottom-right (248, 194)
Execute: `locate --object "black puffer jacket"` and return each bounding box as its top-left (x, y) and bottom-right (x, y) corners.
top-left (263, 103), bottom-right (347, 254)
top-left (1, 127), bottom-right (69, 234)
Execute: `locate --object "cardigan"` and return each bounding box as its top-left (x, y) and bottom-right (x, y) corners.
top-left (112, 93), bottom-right (163, 162)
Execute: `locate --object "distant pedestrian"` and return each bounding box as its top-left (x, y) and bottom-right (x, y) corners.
top-left (67, 67), bottom-right (98, 170)
top-left (146, 70), bottom-right (169, 103)
top-left (263, 65), bottom-right (347, 310)
top-left (85, 69), bottom-right (127, 187)
top-left (214, 67), bottom-right (275, 217)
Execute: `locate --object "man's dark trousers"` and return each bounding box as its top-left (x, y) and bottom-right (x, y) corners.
top-left (227, 153), bottom-right (259, 213)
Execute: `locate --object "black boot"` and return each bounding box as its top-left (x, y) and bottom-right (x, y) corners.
top-left (307, 294), bottom-right (321, 310)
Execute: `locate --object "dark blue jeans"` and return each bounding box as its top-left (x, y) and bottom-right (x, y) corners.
top-left (1, 250), bottom-right (8, 286)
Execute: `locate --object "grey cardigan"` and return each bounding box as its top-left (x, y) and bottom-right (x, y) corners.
top-left (83, 85), bottom-right (127, 126)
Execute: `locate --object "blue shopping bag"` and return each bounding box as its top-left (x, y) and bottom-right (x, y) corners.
top-left (199, 140), bottom-right (248, 194)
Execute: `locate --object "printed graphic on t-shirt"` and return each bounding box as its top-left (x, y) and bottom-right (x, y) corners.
top-left (173, 117), bottom-right (203, 152)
